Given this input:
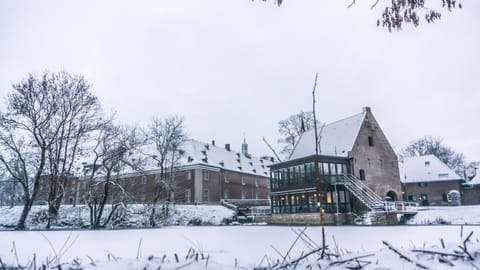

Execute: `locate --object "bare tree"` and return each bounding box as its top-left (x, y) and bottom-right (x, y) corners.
top-left (0, 72), bottom-right (66, 229)
top-left (145, 115), bottom-right (188, 226)
top-left (255, 0), bottom-right (463, 32)
top-left (400, 135), bottom-right (466, 176)
top-left (83, 122), bottom-right (143, 229)
top-left (43, 72), bottom-right (103, 227)
top-left (277, 112), bottom-right (320, 157)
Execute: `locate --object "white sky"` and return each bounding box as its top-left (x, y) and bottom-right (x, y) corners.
top-left (0, 0), bottom-right (479, 162)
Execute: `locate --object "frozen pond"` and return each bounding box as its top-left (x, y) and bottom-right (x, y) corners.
top-left (1, 225), bottom-right (479, 267)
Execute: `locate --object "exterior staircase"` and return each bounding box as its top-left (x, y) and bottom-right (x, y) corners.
top-left (336, 174), bottom-right (417, 215)
top-left (336, 174), bottom-right (383, 211)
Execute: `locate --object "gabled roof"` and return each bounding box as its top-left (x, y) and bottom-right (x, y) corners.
top-left (288, 111), bottom-right (366, 160)
top-left (399, 155), bottom-right (463, 184)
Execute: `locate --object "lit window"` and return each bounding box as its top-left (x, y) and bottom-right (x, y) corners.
top-left (224, 175), bottom-right (229, 183)
top-left (241, 176), bottom-right (246, 185)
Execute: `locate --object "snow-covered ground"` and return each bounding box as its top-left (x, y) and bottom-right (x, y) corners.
top-left (0, 225), bottom-right (479, 269)
top-left (2, 205), bottom-right (480, 269)
top-left (0, 204), bottom-right (235, 229)
top-left (407, 205), bottom-right (480, 225)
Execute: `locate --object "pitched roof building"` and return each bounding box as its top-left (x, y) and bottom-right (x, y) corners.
top-left (399, 155), bottom-right (464, 206)
top-left (269, 107), bottom-right (402, 223)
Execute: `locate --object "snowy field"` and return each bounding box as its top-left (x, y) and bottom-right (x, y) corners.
top-left (407, 205), bottom-right (480, 225)
top-left (1, 225), bottom-right (479, 269)
top-left (0, 204), bottom-right (236, 229)
top-left (1, 205), bottom-right (480, 268)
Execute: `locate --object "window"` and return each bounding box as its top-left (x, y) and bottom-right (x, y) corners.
top-left (442, 193), bottom-right (448, 202)
top-left (407, 195), bottom-right (417, 201)
top-left (224, 190), bottom-right (230, 199)
top-left (185, 189), bottom-right (191, 202)
top-left (141, 176), bottom-right (147, 185)
top-left (418, 182), bottom-right (428, 187)
top-left (203, 170), bottom-right (209, 181)
top-left (241, 190), bottom-right (246, 199)
top-left (368, 159), bottom-right (371, 168)
top-left (330, 163), bottom-right (336, 175)
top-left (69, 198), bottom-right (74, 204)
top-left (202, 189), bottom-right (209, 202)
top-left (368, 136), bottom-right (374, 147)
top-left (255, 179), bottom-right (259, 187)
top-left (186, 171), bottom-right (191, 180)
top-left (255, 192), bottom-right (259, 200)
top-left (359, 169), bottom-right (366, 180)
top-left (424, 161), bottom-right (430, 166)
top-left (438, 173), bottom-right (449, 178)
top-left (241, 176), bottom-right (246, 185)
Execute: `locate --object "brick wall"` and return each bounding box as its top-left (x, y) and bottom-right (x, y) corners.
top-left (403, 180), bottom-right (462, 206)
top-left (461, 185), bottom-right (480, 205)
top-left (349, 108), bottom-right (402, 200)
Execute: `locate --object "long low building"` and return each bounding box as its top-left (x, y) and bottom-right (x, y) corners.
top-left (34, 139), bottom-right (273, 206)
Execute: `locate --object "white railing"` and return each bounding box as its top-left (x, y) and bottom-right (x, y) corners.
top-left (373, 201), bottom-right (418, 213)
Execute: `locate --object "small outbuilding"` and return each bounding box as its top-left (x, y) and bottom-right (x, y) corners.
top-left (400, 155), bottom-right (464, 206)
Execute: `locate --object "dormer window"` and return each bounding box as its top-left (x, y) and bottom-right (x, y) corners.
top-left (425, 161), bottom-right (430, 166)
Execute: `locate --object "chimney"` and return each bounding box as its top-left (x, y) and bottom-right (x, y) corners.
top-left (362, 106), bottom-right (371, 113)
top-left (241, 137), bottom-right (248, 156)
top-left (225, 144), bottom-right (230, 151)
top-left (212, 140), bottom-right (215, 146)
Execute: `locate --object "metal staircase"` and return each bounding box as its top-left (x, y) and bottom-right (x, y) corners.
top-left (336, 174), bottom-right (418, 217)
top-left (336, 174), bottom-right (383, 211)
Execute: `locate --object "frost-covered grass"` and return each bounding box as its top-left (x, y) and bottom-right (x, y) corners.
top-left (0, 204), bottom-right (235, 230)
top-left (1, 226), bottom-right (480, 269)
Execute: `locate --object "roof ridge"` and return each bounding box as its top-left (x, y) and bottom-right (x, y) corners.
top-left (324, 111), bottom-right (366, 127)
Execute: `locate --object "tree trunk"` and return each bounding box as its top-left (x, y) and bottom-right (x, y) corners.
top-left (17, 176), bottom-right (41, 230)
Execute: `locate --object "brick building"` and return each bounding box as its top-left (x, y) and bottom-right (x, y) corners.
top-left (269, 107), bottom-right (402, 221)
top-left (69, 139), bottom-right (272, 206)
top-left (399, 155), bottom-right (464, 206)
top-left (461, 171), bottom-right (480, 205)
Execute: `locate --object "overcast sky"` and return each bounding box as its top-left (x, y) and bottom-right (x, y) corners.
top-left (0, 0), bottom-right (479, 162)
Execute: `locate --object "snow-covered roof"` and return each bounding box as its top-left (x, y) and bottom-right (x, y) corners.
top-left (288, 111), bottom-right (365, 160)
top-left (177, 139), bottom-right (272, 177)
top-left (469, 171), bottom-right (480, 185)
top-left (77, 139), bottom-right (272, 178)
top-left (399, 155), bottom-right (463, 184)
